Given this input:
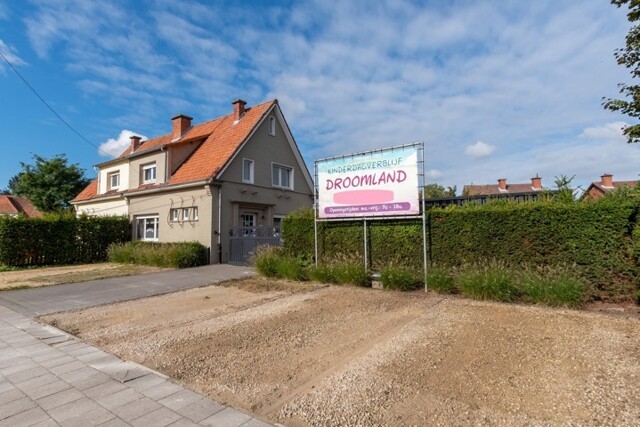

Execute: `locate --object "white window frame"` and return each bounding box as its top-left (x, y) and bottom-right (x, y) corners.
top-left (142, 163), bottom-right (157, 184)
top-left (183, 207), bottom-right (191, 221)
top-left (192, 207), bottom-right (199, 221)
top-left (108, 172), bottom-right (120, 189)
top-left (272, 163), bottom-right (293, 190)
top-left (170, 208), bottom-right (180, 222)
top-left (242, 158), bottom-right (254, 184)
top-left (268, 116), bottom-right (276, 136)
top-left (136, 215), bottom-right (159, 241)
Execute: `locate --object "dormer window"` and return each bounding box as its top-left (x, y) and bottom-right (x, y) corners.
top-left (142, 163), bottom-right (157, 184)
top-left (108, 172), bottom-right (120, 190)
top-left (269, 116), bottom-right (276, 136)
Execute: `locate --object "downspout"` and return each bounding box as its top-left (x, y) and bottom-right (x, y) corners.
top-left (218, 186), bottom-right (223, 264)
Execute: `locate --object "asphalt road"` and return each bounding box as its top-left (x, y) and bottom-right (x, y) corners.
top-left (0, 264), bottom-right (255, 317)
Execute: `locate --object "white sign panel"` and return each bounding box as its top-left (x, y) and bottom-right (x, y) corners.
top-left (316, 146), bottom-right (420, 218)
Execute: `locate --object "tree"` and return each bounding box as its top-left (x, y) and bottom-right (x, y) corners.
top-left (10, 154), bottom-right (91, 212)
top-left (1, 173), bottom-right (23, 195)
top-left (424, 183), bottom-right (457, 198)
top-left (553, 174), bottom-right (577, 203)
top-left (603, 0), bottom-right (640, 143)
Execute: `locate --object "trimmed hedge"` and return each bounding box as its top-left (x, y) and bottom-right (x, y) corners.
top-left (0, 214), bottom-right (130, 266)
top-left (283, 199), bottom-right (640, 302)
top-left (107, 241), bottom-right (208, 268)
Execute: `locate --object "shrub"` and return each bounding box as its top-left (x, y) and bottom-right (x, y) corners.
top-left (331, 255), bottom-right (369, 286)
top-left (108, 241), bottom-right (207, 268)
top-left (457, 262), bottom-right (522, 303)
top-left (427, 266), bottom-right (457, 293)
top-left (253, 246), bottom-right (282, 278)
top-left (519, 267), bottom-right (585, 308)
top-left (308, 264), bottom-right (337, 283)
top-left (283, 199), bottom-right (640, 302)
top-left (0, 214), bottom-right (129, 266)
top-left (380, 264), bottom-right (421, 291)
top-left (277, 256), bottom-right (309, 281)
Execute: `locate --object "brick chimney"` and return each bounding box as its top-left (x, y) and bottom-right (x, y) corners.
top-left (171, 114), bottom-right (193, 140)
top-left (601, 173), bottom-right (613, 188)
top-left (130, 135), bottom-right (141, 152)
top-left (232, 99), bottom-right (247, 121)
top-left (498, 178), bottom-right (507, 191)
top-left (531, 175), bottom-right (542, 190)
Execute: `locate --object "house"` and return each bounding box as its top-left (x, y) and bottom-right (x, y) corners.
top-left (426, 176), bottom-right (552, 208)
top-left (71, 99), bottom-right (314, 263)
top-left (0, 195), bottom-right (42, 218)
top-left (582, 174), bottom-right (638, 201)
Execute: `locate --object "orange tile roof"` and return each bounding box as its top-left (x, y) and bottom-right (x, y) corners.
top-left (73, 100), bottom-right (277, 202)
top-left (0, 195), bottom-right (42, 217)
top-left (169, 100), bottom-right (274, 184)
top-left (72, 179), bottom-right (99, 202)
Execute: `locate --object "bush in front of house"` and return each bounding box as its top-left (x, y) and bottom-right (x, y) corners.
top-left (107, 241), bottom-right (207, 268)
top-left (0, 214), bottom-right (129, 267)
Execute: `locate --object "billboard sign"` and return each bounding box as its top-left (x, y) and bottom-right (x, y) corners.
top-left (316, 145), bottom-right (420, 219)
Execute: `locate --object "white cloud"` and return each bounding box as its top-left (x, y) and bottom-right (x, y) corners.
top-left (99, 130), bottom-right (147, 157)
top-left (0, 39), bottom-right (26, 72)
top-left (426, 169), bottom-right (443, 179)
top-left (465, 141), bottom-right (496, 158)
top-left (579, 121), bottom-right (628, 143)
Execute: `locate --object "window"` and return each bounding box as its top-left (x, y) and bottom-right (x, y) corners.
top-left (272, 164), bottom-right (292, 189)
top-left (269, 116), bottom-right (276, 136)
top-left (142, 164), bottom-right (156, 183)
top-left (108, 172), bottom-right (120, 189)
top-left (241, 214), bottom-right (256, 227)
top-left (242, 159), bottom-right (254, 183)
top-left (170, 207), bottom-right (199, 222)
top-left (136, 216), bottom-right (159, 241)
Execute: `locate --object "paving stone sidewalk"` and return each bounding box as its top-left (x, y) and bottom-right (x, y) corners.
top-left (0, 305), bottom-right (272, 427)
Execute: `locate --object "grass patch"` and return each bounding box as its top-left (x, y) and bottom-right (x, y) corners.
top-left (108, 241), bottom-right (207, 268)
top-left (331, 255), bottom-right (369, 286)
top-left (380, 264), bottom-right (421, 291)
top-left (308, 264), bottom-right (337, 284)
top-left (430, 262), bottom-right (586, 308)
top-left (427, 267), bottom-right (456, 293)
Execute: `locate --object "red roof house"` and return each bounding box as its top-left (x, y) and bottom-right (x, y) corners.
top-left (72, 99), bottom-right (313, 264)
top-left (0, 195), bottom-right (42, 218)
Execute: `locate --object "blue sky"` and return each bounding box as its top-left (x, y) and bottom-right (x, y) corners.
top-left (0, 0), bottom-right (639, 194)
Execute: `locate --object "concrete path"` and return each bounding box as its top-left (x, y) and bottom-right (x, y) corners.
top-left (0, 264), bottom-right (255, 316)
top-left (0, 304), bottom-right (272, 426)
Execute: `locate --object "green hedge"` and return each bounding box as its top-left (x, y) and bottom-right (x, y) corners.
top-left (108, 241), bottom-right (208, 268)
top-left (0, 215), bottom-right (130, 266)
top-left (283, 200), bottom-right (640, 302)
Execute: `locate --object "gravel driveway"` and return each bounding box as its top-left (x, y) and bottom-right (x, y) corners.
top-left (42, 278), bottom-right (640, 426)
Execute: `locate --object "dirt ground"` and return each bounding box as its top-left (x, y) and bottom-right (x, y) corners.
top-left (0, 263), bottom-right (169, 290)
top-left (43, 278), bottom-right (640, 427)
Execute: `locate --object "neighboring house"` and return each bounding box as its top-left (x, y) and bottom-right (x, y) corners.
top-left (0, 195), bottom-right (42, 218)
top-left (582, 174), bottom-right (639, 201)
top-left (426, 176), bottom-right (552, 208)
top-left (72, 99), bottom-right (314, 263)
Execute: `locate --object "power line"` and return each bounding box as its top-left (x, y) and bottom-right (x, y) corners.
top-left (0, 49), bottom-right (115, 159)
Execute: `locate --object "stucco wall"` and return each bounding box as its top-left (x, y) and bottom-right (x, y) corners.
top-left (98, 162), bottom-right (129, 194)
top-left (75, 198), bottom-right (128, 216)
top-left (219, 110), bottom-right (313, 195)
top-left (128, 151), bottom-right (167, 188)
top-left (128, 186), bottom-right (214, 251)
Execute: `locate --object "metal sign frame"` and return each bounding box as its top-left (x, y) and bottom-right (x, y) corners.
top-left (313, 142), bottom-right (428, 291)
